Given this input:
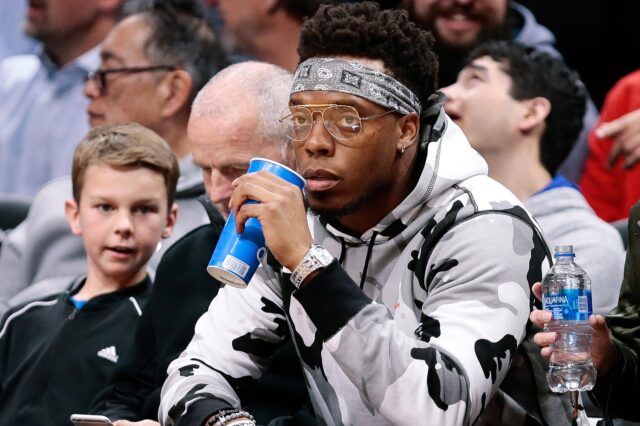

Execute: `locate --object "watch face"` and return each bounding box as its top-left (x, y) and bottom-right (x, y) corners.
top-left (313, 246), bottom-right (334, 265)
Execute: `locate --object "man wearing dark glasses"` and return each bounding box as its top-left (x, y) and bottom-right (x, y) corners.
top-left (160, 2), bottom-right (571, 426)
top-left (83, 3), bottom-right (226, 160)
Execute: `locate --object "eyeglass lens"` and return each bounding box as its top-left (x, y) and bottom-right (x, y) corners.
top-left (282, 105), bottom-right (362, 141)
top-left (86, 71), bottom-right (106, 92)
top-left (86, 66), bottom-right (175, 94)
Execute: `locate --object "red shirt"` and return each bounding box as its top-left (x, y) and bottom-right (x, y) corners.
top-left (580, 69), bottom-right (640, 222)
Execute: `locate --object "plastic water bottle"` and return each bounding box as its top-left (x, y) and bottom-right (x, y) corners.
top-left (542, 245), bottom-right (596, 393)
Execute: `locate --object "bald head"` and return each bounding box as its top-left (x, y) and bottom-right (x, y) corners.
top-left (192, 61), bottom-right (293, 156)
top-left (189, 61), bottom-right (294, 217)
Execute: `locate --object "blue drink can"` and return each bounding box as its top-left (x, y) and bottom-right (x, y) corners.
top-left (207, 158), bottom-right (305, 288)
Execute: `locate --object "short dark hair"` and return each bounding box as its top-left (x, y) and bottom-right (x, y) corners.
top-left (126, 1), bottom-right (229, 104)
top-left (466, 41), bottom-right (586, 175)
top-left (298, 1), bottom-right (438, 107)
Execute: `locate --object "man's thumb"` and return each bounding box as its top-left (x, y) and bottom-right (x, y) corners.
top-left (590, 314), bottom-right (609, 336)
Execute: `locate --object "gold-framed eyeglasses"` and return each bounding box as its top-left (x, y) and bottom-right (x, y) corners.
top-left (85, 65), bottom-right (177, 94)
top-left (280, 104), bottom-right (395, 142)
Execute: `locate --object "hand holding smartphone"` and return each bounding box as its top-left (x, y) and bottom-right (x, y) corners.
top-left (70, 414), bottom-right (114, 425)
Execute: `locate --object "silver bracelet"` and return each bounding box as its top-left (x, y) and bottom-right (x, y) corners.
top-left (205, 409), bottom-right (256, 426)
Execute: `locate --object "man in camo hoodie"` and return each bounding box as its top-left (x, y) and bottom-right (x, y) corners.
top-left (159, 3), bottom-right (574, 425)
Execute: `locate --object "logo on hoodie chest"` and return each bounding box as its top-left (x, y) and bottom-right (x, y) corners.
top-left (97, 346), bottom-right (119, 363)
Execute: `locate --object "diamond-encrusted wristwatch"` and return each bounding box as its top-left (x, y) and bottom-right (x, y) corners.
top-left (290, 244), bottom-right (334, 289)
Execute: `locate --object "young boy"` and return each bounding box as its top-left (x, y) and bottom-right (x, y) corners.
top-left (0, 123), bottom-right (178, 425)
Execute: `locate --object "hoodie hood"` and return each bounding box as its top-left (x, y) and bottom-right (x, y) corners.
top-left (321, 92), bottom-right (488, 245)
top-left (511, 2), bottom-right (560, 58)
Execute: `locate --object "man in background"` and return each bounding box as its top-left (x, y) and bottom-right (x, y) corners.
top-left (0, 0), bottom-right (123, 195)
top-left (404, 0), bottom-right (556, 86)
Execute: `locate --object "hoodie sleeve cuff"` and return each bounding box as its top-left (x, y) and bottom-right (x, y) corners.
top-left (293, 260), bottom-right (371, 340)
top-left (174, 397), bottom-right (234, 426)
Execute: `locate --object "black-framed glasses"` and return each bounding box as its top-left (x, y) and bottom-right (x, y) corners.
top-left (280, 104), bottom-right (395, 143)
top-left (85, 65), bottom-right (177, 93)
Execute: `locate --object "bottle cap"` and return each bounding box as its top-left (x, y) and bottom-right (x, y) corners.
top-left (553, 245), bottom-right (575, 257)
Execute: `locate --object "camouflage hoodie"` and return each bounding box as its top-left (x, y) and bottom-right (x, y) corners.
top-left (160, 102), bottom-right (559, 425)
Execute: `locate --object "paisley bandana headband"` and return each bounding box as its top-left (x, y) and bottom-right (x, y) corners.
top-left (291, 57), bottom-right (422, 114)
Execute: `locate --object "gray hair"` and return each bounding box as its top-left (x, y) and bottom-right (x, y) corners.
top-left (126, 2), bottom-right (229, 104)
top-left (192, 61), bottom-right (293, 159)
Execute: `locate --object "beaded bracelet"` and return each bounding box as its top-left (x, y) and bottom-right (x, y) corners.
top-left (205, 409), bottom-right (256, 426)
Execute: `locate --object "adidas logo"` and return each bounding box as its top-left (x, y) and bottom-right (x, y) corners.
top-left (97, 346), bottom-right (119, 363)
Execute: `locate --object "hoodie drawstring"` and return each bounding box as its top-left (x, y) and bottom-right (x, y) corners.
top-left (338, 237), bottom-right (346, 265)
top-left (359, 231), bottom-right (379, 290)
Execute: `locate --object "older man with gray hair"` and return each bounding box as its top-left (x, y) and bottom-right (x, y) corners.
top-left (188, 60), bottom-right (294, 218)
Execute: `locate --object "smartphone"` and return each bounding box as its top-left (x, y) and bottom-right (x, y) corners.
top-left (70, 414), bottom-right (114, 425)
